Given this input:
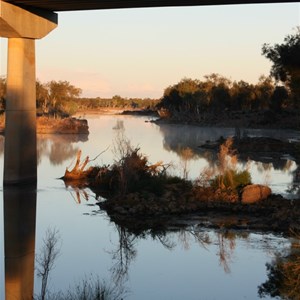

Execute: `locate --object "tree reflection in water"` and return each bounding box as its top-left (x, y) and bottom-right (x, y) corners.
top-left (288, 164), bottom-right (300, 198)
top-left (217, 231), bottom-right (236, 273)
top-left (158, 122), bottom-right (298, 184)
top-left (106, 211), bottom-right (252, 283)
top-left (62, 184), bottom-right (300, 298)
top-left (109, 225), bottom-right (138, 287)
top-left (37, 134), bottom-right (88, 166)
top-left (34, 227), bottom-right (126, 300)
top-left (63, 183), bottom-right (250, 275)
top-left (106, 218), bottom-right (213, 290)
top-left (36, 228), bottom-right (61, 300)
top-left (258, 231), bottom-right (300, 299)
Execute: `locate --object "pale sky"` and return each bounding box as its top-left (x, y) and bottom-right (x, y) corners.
top-left (1, 3), bottom-right (300, 98)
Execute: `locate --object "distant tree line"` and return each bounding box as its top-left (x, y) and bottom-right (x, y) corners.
top-left (77, 95), bottom-right (159, 111)
top-left (157, 28), bottom-right (300, 118)
top-left (0, 28), bottom-right (298, 119)
top-left (0, 78), bottom-right (159, 117)
top-left (0, 79), bottom-right (82, 116)
top-left (157, 74), bottom-right (284, 116)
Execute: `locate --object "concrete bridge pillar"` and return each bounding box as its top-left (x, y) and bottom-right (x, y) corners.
top-left (0, 1), bottom-right (57, 185)
top-left (4, 38), bottom-right (37, 184)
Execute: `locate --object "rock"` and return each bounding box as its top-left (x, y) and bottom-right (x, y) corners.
top-left (241, 184), bottom-right (271, 204)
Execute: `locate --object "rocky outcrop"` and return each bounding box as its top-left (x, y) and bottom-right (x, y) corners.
top-left (241, 184), bottom-right (271, 204)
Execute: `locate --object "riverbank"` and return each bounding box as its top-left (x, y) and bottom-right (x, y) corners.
top-left (0, 115), bottom-right (89, 134)
top-left (98, 194), bottom-right (300, 236)
top-left (155, 109), bottom-right (300, 130)
top-left (75, 107), bottom-right (300, 130)
top-left (62, 169), bottom-right (300, 236)
top-left (1, 107), bottom-right (294, 132)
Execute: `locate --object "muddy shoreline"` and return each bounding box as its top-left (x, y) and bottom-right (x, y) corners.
top-left (96, 192), bottom-right (300, 235)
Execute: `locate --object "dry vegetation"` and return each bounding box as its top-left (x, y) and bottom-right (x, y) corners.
top-left (64, 137), bottom-right (253, 209)
top-left (62, 136), bottom-right (300, 234)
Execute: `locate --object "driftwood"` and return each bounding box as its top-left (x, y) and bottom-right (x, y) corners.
top-left (63, 150), bottom-right (94, 180)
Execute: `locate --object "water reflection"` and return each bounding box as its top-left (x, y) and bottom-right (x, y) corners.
top-left (159, 123), bottom-right (299, 167)
top-left (37, 134), bottom-right (87, 166)
top-left (2, 115), bottom-right (300, 299)
top-left (64, 180), bottom-right (91, 204)
top-left (159, 124), bottom-right (300, 152)
top-left (104, 211), bottom-right (286, 288)
top-left (157, 122), bottom-right (299, 196)
top-left (258, 233), bottom-right (300, 299)
top-left (0, 134), bottom-right (87, 167)
top-left (109, 225), bottom-right (137, 287)
top-left (4, 185), bottom-right (36, 300)
top-left (107, 219), bottom-right (212, 290)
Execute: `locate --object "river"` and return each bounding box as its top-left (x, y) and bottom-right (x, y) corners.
top-left (0, 114), bottom-right (299, 299)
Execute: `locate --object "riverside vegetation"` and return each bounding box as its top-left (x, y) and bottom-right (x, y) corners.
top-left (0, 29), bottom-right (299, 132)
top-left (156, 29), bottom-right (300, 129)
top-left (62, 133), bottom-right (300, 235)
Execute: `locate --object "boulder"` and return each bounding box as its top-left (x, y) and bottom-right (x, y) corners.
top-left (241, 184), bottom-right (271, 204)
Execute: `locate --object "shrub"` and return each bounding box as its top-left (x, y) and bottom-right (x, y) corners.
top-left (197, 137), bottom-right (252, 192)
top-left (210, 169), bottom-right (251, 190)
top-left (94, 147), bottom-right (172, 196)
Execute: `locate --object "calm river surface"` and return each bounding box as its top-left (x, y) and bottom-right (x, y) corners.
top-left (0, 114), bottom-right (300, 299)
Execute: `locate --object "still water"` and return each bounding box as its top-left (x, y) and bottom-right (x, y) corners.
top-left (0, 114), bottom-right (300, 299)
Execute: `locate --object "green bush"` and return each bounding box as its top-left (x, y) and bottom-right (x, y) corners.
top-left (210, 169), bottom-right (251, 190)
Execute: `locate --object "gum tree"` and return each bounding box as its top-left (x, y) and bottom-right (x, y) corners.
top-left (262, 28), bottom-right (300, 107)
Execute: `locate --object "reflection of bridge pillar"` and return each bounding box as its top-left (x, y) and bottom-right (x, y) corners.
top-left (0, 0), bottom-right (57, 185)
top-left (4, 185), bottom-right (37, 300)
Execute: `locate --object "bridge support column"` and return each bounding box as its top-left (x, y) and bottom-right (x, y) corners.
top-left (0, 1), bottom-right (57, 185)
top-left (4, 38), bottom-right (37, 185)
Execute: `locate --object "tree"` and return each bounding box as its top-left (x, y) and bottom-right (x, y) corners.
top-left (210, 84), bottom-right (231, 113)
top-left (37, 80), bottom-right (82, 117)
top-left (262, 28), bottom-right (300, 107)
top-left (231, 80), bottom-right (256, 111)
top-left (36, 80), bottom-right (49, 114)
top-left (270, 86), bottom-right (289, 112)
top-left (254, 75), bottom-right (275, 110)
top-left (47, 80), bottom-right (82, 107)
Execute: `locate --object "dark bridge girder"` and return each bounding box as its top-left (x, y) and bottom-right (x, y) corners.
top-left (3, 0), bottom-right (300, 12)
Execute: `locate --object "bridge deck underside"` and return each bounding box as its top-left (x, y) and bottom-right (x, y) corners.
top-left (3, 0), bottom-right (299, 12)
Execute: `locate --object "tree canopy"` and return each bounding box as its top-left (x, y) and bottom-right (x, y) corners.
top-left (157, 74), bottom-right (281, 117)
top-left (35, 80), bottom-right (82, 116)
top-left (262, 28), bottom-right (300, 105)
